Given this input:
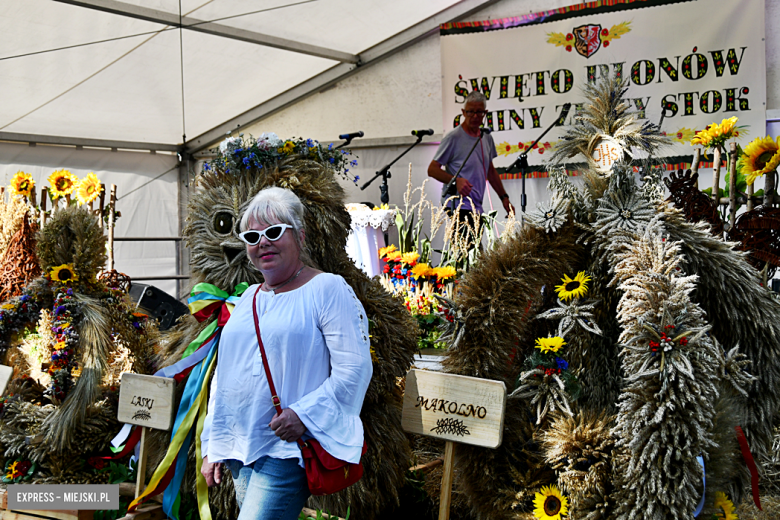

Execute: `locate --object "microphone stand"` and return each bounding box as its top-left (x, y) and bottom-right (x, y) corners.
top-left (508, 115), bottom-right (566, 214)
top-left (361, 134), bottom-right (426, 245)
top-left (335, 138), bottom-right (353, 150)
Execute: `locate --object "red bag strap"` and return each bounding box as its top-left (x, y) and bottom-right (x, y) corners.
top-left (251, 286), bottom-right (306, 448)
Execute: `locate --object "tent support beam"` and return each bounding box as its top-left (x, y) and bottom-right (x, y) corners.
top-left (0, 131), bottom-right (178, 152)
top-left (185, 0), bottom-right (500, 154)
top-left (51, 0), bottom-right (358, 64)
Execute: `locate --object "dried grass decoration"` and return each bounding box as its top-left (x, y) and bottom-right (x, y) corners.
top-left (0, 212), bottom-right (42, 301)
top-left (436, 72), bottom-right (780, 520)
top-left (0, 206), bottom-right (157, 485)
top-left (146, 134), bottom-right (418, 520)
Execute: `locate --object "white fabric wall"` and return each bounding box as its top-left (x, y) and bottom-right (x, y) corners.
top-left (0, 142), bottom-right (180, 295)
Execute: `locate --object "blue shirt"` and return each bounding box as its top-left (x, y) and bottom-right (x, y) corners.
top-left (201, 273), bottom-right (373, 467)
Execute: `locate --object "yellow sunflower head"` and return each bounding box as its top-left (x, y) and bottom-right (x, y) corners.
top-left (433, 265), bottom-right (457, 280)
top-left (278, 141), bottom-right (296, 154)
top-left (713, 491), bottom-right (737, 520)
top-left (411, 263), bottom-right (432, 279)
top-left (555, 272), bottom-right (591, 301)
top-left (533, 485), bottom-right (569, 520)
top-left (48, 169), bottom-right (78, 199)
top-left (739, 135), bottom-right (780, 186)
top-left (535, 336), bottom-right (566, 354)
top-left (9, 171), bottom-right (34, 197)
top-left (378, 244), bottom-right (398, 259)
top-left (49, 264), bottom-right (78, 284)
top-left (690, 128), bottom-right (713, 147)
top-left (402, 251), bottom-right (420, 265)
top-left (75, 172), bottom-right (104, 205)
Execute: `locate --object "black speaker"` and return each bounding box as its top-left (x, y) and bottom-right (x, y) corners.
top-left (128, 283), bottom-right (189, 331)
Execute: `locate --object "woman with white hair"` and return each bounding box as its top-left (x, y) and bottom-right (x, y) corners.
top-left (200, 186), bottom-right (373, 519)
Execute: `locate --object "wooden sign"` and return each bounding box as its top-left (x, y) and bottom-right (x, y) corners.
top-left (402, 369), bottom-right (506, 448)
top-left (117, 373), bottom-right (176, 431)
top-left (0, 365), bottom-right (12, 397)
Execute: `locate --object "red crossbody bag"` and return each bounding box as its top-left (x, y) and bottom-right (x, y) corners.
top-left (251, 286), bottom-right (367, 495)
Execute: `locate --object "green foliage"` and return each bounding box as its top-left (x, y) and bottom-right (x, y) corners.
top-left (519, 350), bottom-right (581, 401)
top-left (94, 498), bottom-right (130, 520)
top-left (298, 506), bottom-right (351, 520)
top-left (97, 459), bottom-right (137, 484)
top-left (415, 314), bottom-right (445, 349)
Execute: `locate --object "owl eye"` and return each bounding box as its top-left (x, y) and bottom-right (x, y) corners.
top-left (213, 212), bottom-right (235, 235)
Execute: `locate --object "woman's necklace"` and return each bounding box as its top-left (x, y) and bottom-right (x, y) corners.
top-left (263, 266), bottom-right (305, 294)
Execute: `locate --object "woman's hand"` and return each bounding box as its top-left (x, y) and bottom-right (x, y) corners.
top-left (269, 408), bottom-right (306, 442)
top-left (201, 456), bottom-right (223, 487)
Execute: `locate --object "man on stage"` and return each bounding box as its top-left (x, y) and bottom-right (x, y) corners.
top-left (427, 91), bottom-right (514, 250)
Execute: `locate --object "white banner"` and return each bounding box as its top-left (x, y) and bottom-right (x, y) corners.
top-left (440, 0), bottom-right (766, 168)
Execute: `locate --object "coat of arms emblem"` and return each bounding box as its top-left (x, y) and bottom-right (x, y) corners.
top-left (573, 24), bottom-right (602, 58)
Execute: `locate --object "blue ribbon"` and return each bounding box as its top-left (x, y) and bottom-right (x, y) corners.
top-left (162, 331), bottom-right (220, 519)
top-left (693, 455), bottom-right (706, 516)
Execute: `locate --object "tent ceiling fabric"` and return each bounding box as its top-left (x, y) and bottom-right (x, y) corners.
top-left (1, 0), bottom-right (461, 146)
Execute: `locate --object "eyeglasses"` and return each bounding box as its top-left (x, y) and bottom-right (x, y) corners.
top-left (238, 224), bottom-right (293, 245)
top-left (463, 110), bottom-right (487, 116)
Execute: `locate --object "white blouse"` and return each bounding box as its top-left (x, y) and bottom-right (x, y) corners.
top-left (201, 273), bottom-right (373, 467)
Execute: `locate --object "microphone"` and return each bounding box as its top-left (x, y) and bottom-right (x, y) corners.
top-left (556, 103), bottom-right (572, 126)
top-left (338, 131), bottom-right (364, 140)
top-left (411, 129), bottom-right (434, 137)
top-left (480, 127), bottom-right (492, 135)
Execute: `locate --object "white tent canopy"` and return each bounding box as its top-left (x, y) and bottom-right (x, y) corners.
top-left (1, 0), bottom-right (496, 151)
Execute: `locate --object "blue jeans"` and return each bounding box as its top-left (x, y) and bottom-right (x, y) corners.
top-left (225, 457), bottom-right (310, 520)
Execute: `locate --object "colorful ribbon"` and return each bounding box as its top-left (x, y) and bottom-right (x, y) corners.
top-left (123, 282), bottom-right (248, 518)
top-left (736, 426), bottom-right (762, 510)
top-left (693, 455), bottom-right (705, 516)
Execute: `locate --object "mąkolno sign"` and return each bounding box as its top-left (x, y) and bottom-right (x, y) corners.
top-left (117, 373), bottom-right (176, 431)
top-left (402, 369), bottom-right (506, 448)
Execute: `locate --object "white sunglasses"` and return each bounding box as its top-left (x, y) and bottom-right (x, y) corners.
top-left (238, 224), bottom-right (293, 245)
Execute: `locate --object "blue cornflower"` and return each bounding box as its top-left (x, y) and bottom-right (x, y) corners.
top-left (351, 160), bottom-right (358, 167)
top-left (345, 168), bottom-right (349, 173)
top-left (243, 157), bottom-right (250, 166)
top-left (556, 357), bottom-right (569, 370)
top-left (234, 148), bottom-right (243, 154)
top-left (56, 305), bottom-right (66, 315)
top-left (66, 288), bottom-right (73, 296)
top-left (250, 152), bottom-right (256, 159)
top-left (258, 164), bottom-right (263, 169)
top-left (401, 268), bottom-right (408, 276)
top-left (306, 139), bottom-right (314, 147)
top-left (329, 157), bottom-right (335, 163)
top-left (328, 143), bottom-right (333, 150)
top-left (203, 163), bottom-right (211, 171)
top-left (20, 295), bottom-right (29, 302)
top-left (353, 175), bottom-right (360, 182)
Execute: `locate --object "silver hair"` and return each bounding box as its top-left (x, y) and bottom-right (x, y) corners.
top-left (465, 91), bottom-right (487, 105)
top-left (240, 186), bottom-right (310, 262)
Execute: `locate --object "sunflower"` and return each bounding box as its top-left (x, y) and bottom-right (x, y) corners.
top-left (533, 485), bottom-right (569, 519)
top-left (535, 336), bottom-right (566, 354)
top-left (739, 135), bottom-right (780, 186)
top-left (75, 172), bottom-right (103, 205)
top-left (48, 169), bottom-right (78, 199)
top-left (690, 116), bottom-right (741, 152)
top-left (433, 265), bottom-right (457, 280)
top-left (401, 252), bottom-right (420, 265)
top-left (49, 264), bottom-right (78, 283)
top-left (713, 491), bottom-right (737, 520)
top-left (411, 263), bottom-right (433, 279)
top-left (9, 171), bottom-right (34, 197)
top-left (278, 141), bottom-right (296, 154)
top-left (378, 244), bottom-right (397, 259)
top-left (555, 272), bottom-right (591, 301)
